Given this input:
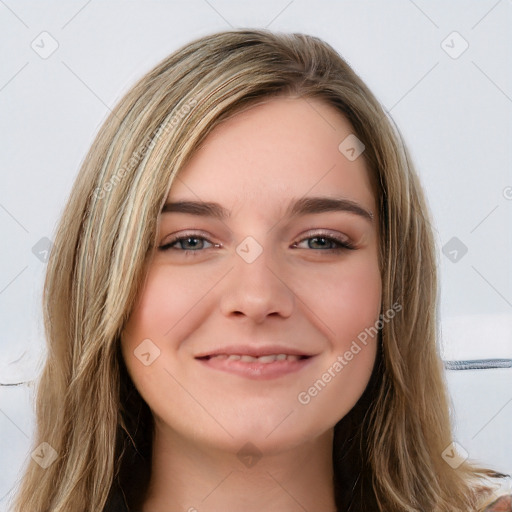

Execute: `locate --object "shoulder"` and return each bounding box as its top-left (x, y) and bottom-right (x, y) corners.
top-left (483, 494), bottom-right (512, 512)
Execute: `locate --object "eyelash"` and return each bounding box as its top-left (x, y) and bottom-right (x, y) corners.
top-left (158, 231), bottom-right (356, 255)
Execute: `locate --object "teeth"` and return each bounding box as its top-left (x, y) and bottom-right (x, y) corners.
top-left (258, 355), bottom-right (279, 363)
top-left (210, 353), bottom-right (304, 363)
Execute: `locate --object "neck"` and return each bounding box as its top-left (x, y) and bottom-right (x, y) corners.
top-left (141, 423), bottom-right (337, 512)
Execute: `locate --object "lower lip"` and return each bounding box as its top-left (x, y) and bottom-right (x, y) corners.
top-left (196, 356), bottom-right (315, 380)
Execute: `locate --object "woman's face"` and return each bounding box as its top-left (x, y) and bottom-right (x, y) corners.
top-left (121, 96), bottom-right (382, 455)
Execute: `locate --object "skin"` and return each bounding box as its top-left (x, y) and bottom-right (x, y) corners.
top-left (121, 96), bottom-right (382, 512)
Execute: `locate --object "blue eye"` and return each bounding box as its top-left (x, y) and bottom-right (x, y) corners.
top-left (291, 233), bottom-right (355, 252)
top-left (158, 231), bottom-right (355, 255)
top-left (158, 235), bottom-right (214, 254)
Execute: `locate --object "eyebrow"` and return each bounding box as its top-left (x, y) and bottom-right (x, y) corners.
top-left (161, 196), bottom-right (374, 223)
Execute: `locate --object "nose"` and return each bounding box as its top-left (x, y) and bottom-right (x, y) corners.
top-left (219, 240), bottom-right (295, 324)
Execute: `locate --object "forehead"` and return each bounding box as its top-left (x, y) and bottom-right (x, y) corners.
top-left (167, 96), bottom-right (376, 217)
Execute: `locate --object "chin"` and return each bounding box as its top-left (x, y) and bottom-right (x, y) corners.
top-left (205, 412), bottom-right (329, 459)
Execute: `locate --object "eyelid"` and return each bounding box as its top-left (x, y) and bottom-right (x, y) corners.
top-left (293, 229), bottom-right (356, 251)
top-left (158, 230), bottom-right (219, 250)
top-left (296, 228), bottom-right (352, 243)
top-left (159, 229), bottom-right (213, 243)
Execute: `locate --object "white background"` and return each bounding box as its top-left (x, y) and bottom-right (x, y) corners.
top-left (1, 1), bottom-right (511, 509)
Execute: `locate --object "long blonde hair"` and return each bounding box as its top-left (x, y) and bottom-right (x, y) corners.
top-left (11, 28), bottom-right (508, 512)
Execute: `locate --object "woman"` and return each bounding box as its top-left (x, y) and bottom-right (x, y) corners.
top-left (11, 29), bottom-right (511, 512)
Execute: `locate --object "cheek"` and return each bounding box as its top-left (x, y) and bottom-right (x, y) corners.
top-left (120, 268), bottom-right (182, 392)
top-left (293, 255), bottom-right (382, 346)
top-left (336, 261), bottom-right (382, 335)
top-left (120, 264), bottom-right (224, 404)
top-left (293, 262), bottom-right (381, 426)
top-left (122, 265), bottom-right (214, 347)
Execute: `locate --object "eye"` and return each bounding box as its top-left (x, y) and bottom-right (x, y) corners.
top-left (158, 230), bottom-right (356, 255)
top-left (158, 233), bottom-right (219, 254)
top-left (291, 231), bottom-right (355, 252)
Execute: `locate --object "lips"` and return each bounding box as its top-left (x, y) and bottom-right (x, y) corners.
top-left (202, 353), bottom-right (306, 363)
top-left (195, 345), bottom-right (316, 380)
top-left (194, 344), bottom-right (314, 359)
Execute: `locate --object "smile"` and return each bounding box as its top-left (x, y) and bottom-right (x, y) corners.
top-left (202, 353), bottom-right (307, 362)
top-left (195, 353), bottom-right (315, 380)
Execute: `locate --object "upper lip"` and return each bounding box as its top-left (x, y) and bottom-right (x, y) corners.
top-left (195, 344), bottom-right (316, 359)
